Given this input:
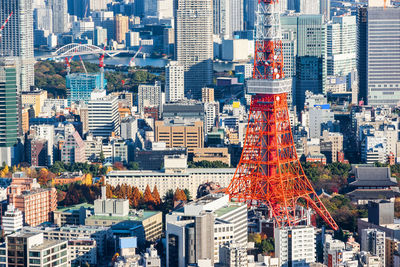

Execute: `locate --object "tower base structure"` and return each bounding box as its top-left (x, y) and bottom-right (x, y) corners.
top-left (227, 79), bottom-right (338, 230)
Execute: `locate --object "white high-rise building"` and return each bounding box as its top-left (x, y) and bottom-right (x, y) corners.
top-left (175, 0), bottom-right (213, 99)
top-left (0, 0), bottom-right (35, 92)
top-left (165, 61), bottom-right (184, 103)
top-left (213, 0), bottom-right (243, 38)
top-left (88, 93), bottom-right (121, 137)
top-left (2, 204), bottom-right (23, 235)
top-left (361, 229), bottom-right (385, 267)
top-left (138, 81), bottom-right (163, 113)
top-left (48, 0), bottom-right (68, 34)
top-left (275, 226), bottom-right (316, 267)
top-left (30, 124), bottom-right (55, 165)
top-left (158, 0), bottom-right (173, 19)
top-left (33, 7), bottom-right (53, 32)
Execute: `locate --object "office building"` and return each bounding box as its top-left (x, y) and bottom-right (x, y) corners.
top-left (94, 26), bottom-right (107, 46)
top-left (175, 0), bottom-right (213, 98)
top-left (21, 89), bottom-right (47, 117)
top-left (6, 232), bottom-right (68, 267)
top-left (327, 16), bottom-right (357, 103)
top-left (33, 7), bottom-right (53, 32)
top-left (68, 239), bottom-right (97, 266)
top-left (163, 101), bottom-right (205, 120)
top-left (0, 60), bottom-right (19, 166)
top-left (361, 228), bottom-right (385, 267)
top-left (66, 73), bottom-right (106, 105)
top-left (155, 119), bottom-right (204, 153)
top-left (358, 4), bottom-right (400, 106)
top-left (121, 117), bottom-right (138, 140)
top-left (166, 61), bottom-right (185, 103)
top-left (88, 94), bottom-right (120, 137)
top-left (30, 124), bottom-right (54, 165)
top-left (138, 81), bottom-right (163, 113)
top-left (166, 194), bottom-right (247, 267)
top-left (61, 124), bottom-right (85, 164)
top-left (115, 14), bottom-right (129, 43)
top-left (2, 204), bottom-right (23, 235)
top-left (292, 0), bottom-right (320, 15)
top-left (219, 242), bottom-right (248, 267)
top-left (213, 0), bottom-right (243, 38)
top-left (106, 156), bottom-right (235, 198)
top-left (49, 0), bottom-right (69, 34)
top-left (281, 15), bottom-right (327, 110)
top-left (0, 0), bottom-right (35, 92)
top-left (28, 138), bottom-right (48, 167)
top-left (8, 185), bottom-right (57, 227)
top-left (275, 226), bottom-right (316, 267)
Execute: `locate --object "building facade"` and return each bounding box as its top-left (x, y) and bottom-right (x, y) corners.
top-left (175, 0), bottom-right (213, 98)
top-left (165, 61), bottom-right (184, 103)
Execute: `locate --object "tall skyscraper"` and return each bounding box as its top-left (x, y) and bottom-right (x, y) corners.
top-left (115, 14), bottom-right (129, 43)
top-left (88, 94), bottom-right (121, 137)
top-left (175, 0), bottom-right (213, 99)
top-left (244, 0), bottom-right (256, 31)
top-left (0, 60), bottom-right (19, 166)
top-left (48, 0), bottom-right (68, 34)
top-left (327, 16), bottom-right (357, 103)
top-left (0, 0), bottom-right (35, 92)
top-left (358, 3), bottom-right (400, 106)
top-left (281, 15), bottom-right (327, 110)
top-left (213, 0), bottom-right (244, 38)
top-left (166, 61), bottom-right (185, 103)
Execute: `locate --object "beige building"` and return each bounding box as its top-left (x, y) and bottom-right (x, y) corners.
top-left (202, 87), bottom-right (215, 103)
top-left (155, 119), bottom-right (204, 153)
top-left (115, 14), bottom-right (129, 43)
top-left (21, 90), bottom-right (48, 117)
top-left (192, 147), bottom-right (230, 165)
top-left (321, 130), bottom-right (344, 162)
top-left (386, 237), bottom-right (400, 267)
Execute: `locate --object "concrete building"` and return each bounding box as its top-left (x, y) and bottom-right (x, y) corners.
top-left (192, 147), bottom-right (230, 165)
top-left (281, 15), bottom-right (326, 111)
top-left (213, 0), bottom-right (244, 38)
top-left (120, 117), bottom-right (138, 140)
top-left (0, 60), bottom-right (19, 166)
top-left (219, 242), bottom-right (248, 267)
top-left (53, 203), bottom-right (93, 226)
top-left (202, 87), bottom-right (215, 103)
top-left (94, 26), bottom-right (108, 46)
top-left (166, 194), bottom-right (247, 267)
top-left (7, 185), bottom-right (57, 227)
top-left (28, 138), bottom-right (48, 167)
top-left (61, 126), bottom-right (86, 164)
top-left (68, 239), bottom-right (97, 266)
top-left (175, 0), bottom-right (213, 98)
top-left (138, 81), bottom-right (162, 114)
top-left (275, 226), bottom-right (316, 267)
top-left (21, 89), bottom-right (47, 117)
top-left (29, 124), bottom-right (54, 164)
top-left (2, 204), bottom-right (23, 235)
top-left (66, 73), bottom-right (107, 105)
top-left (0, 0), bottom-right (35, 92)
top-left (88, 94), bottom-right (120, 137)
top-left (49, 0), bottom-right (69, 34)
top-left (361, 229), bottom-right (385, 267)
top-left (115, 14), bottom-right (129, 43)
top-left (165, 61), bottom-right (184, 103)
top-left (358, 3), bottom-right (400, 106)
top-left (5, 232), bottom-right (68, 267)
top-left (106, 156), bottom-right (235, 199)
top-left (155, 119), bottom-right (204, 153)
top-left (327, 16), bottom-right (358, 103)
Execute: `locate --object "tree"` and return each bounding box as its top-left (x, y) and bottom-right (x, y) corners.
top-left (128, 162), bottom-right (140, 170)
top-left (152, 185), bottom-right (161, 205)
top-left (99, 151), bottom-right (105, 163)
top-left (131, 186), bottom-right (142, 208)
top-left (83, 173), bottom-right (93, 186)
top-left (173, 188), bottom-right (187, 202)
top-left (183, 189), bottom-right (192, 201)
top-left (143, 185), bottom-right (155, 205)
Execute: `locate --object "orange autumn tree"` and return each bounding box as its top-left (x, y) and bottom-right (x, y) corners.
top-left (131, 186), bottom-right (142, 207)
top-left (152, 185), bottom-right (161, 205)
top-left (173, 188), bottom-right (187, 202)
top-left (143, 185), bottom-right (155, 205)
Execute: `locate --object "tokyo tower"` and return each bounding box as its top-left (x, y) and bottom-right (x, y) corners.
top-left (226, 0), bottom-right (338, 230)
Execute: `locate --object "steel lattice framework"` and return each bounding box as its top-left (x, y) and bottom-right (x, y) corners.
top-left (226, 0), bottom-right (338, 230)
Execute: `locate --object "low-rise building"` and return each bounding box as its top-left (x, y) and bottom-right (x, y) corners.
top-left (53, 203), bottom-right (94, 226)
top-left (68, 239), bottom-right (97, 266)
top-left (192, 147), bottom-right (231, 165)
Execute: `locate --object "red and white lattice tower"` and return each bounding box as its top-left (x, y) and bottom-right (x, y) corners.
top-left (226, 0), bottom-right (338, 230)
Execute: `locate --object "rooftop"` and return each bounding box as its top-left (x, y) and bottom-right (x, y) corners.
top-left (56, 203), bottom-right (94, 213)
top-left (214, 205), bottom-right (242, 217)
top-left (351, 166), bottom-right (398, 187)
top-left (86, 210), bottom-right (160, 222)
top-left (30, 239), bottom-right (66, 251)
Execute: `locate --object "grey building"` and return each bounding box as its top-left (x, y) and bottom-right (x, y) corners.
top-left (48, 0), bottom-right (68, 34)
top-left (281, 15), bottom-right (327, 111)
top-left (0, 0), bottom-right (35, 92)
top-left (358, 6), bottom-right (400, 106)
top-left (368, 201), bottom-right (394, 226)
top-left (175, 0), bottom-right (213, 99)
top-left (361, 229), bottom-right (385, 267)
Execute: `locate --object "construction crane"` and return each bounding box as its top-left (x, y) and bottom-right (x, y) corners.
top-left (99, 41), bottom-right (107, 89)
top-left (129, 46), bottom-right (143, 67)
top-left (0, 12), bottom-right (13, 40)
